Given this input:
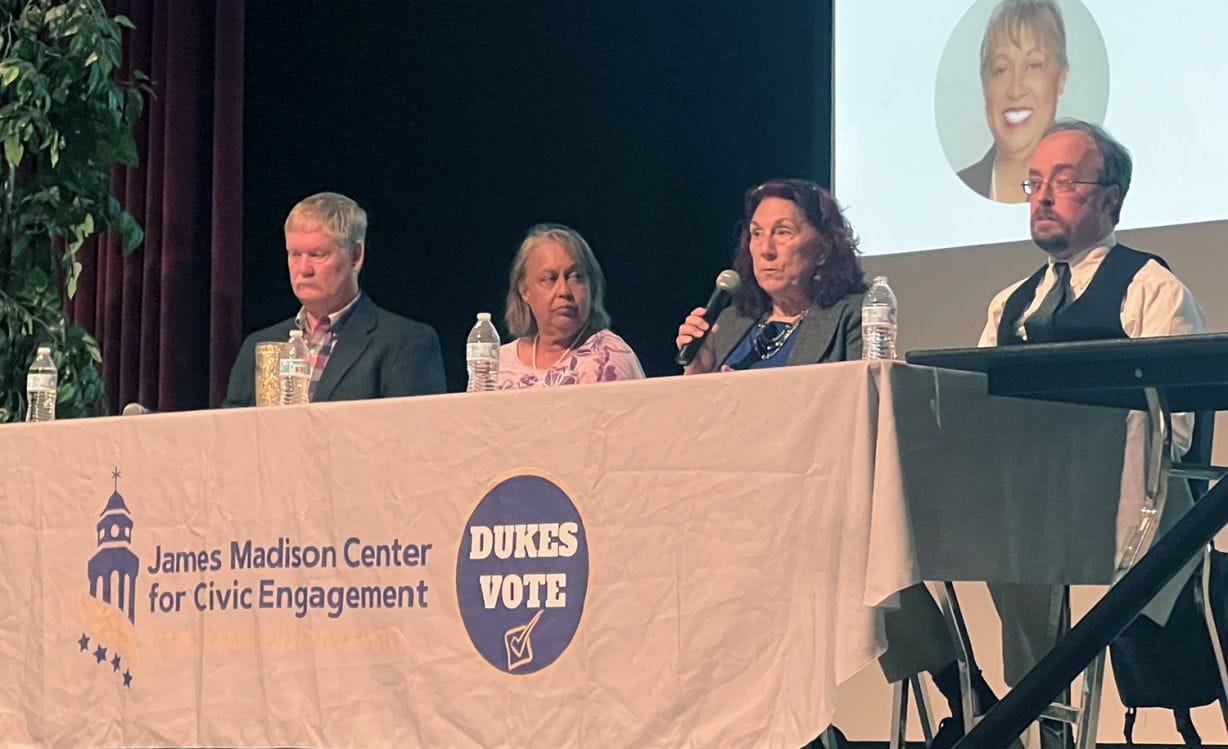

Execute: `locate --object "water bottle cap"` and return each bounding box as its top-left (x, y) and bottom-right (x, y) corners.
top-left (289, 330), bottom-right (303, 339)
top-left (873, 275), bottom-right (888, 284)
top-left (36, 346), bottom-right (50, 354)
top-left (476, 312), bottom-right (491, 322)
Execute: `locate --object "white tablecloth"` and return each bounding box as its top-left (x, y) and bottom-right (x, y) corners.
top-left (0, 361), bottom-right (1137, 747)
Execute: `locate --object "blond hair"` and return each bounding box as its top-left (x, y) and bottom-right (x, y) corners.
top-left (284, 192), bottom-right (368, 249)
top-left (980, 0), bottom-right (1068, 77)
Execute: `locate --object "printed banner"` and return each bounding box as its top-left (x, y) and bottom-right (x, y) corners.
top-left (0, 362), bottom-right (1133, 747)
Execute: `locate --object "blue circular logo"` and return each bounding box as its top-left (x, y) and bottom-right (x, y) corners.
top-left (456, 474), bottom-right (589, 674)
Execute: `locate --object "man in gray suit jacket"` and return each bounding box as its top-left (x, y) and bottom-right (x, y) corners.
top-left (223, 192), bottom-right (445, 407)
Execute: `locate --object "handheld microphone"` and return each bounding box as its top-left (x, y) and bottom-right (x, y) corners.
top-left (675, 269), bottom-right (741, 366)
top-left (121, 402), bottom-right (153, 416)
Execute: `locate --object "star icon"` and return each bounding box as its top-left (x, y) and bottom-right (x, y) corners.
top-left (111, 653), bottom-right (121, 672)
top-left (78, 634), bottom-right (90, 652)
top-left (122, 669), bottom-right (133, 688)
top-left (93, 645), bottom-right (107, 664)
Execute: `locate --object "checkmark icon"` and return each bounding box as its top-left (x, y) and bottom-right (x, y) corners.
top-left (504, 610), bottom-right (545, 671)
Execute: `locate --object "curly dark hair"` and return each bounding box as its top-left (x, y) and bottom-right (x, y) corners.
top-left (731, 178), bottom-right (866, 317)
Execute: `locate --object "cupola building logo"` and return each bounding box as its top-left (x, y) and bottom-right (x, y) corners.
top-left (78, 468), bottom-right (139, 688)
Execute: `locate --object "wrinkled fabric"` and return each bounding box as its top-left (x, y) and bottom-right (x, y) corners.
top-left (0, 362), bottom-right (1142, 747)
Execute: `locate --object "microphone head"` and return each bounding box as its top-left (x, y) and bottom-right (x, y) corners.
top-left (715, 269), bottom-right (741, 293)
top-left (122, 402), bottom-right (151, 416)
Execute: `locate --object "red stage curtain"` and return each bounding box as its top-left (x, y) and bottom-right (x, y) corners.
top-left (68, 0), bottom-right (244, 413)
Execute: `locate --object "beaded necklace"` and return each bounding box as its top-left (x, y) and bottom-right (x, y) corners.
top-left (752, 310), bottom-right (807, 361)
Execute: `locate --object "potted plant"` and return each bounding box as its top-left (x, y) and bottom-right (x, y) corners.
top-left (0, 0), bottom-right (145, 421)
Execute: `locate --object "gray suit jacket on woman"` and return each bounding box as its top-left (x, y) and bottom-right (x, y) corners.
top-left (707, 291), bottom-right (865, 368)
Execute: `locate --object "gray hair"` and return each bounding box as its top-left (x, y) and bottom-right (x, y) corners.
top-left (1043, 119), bottom-right (1133, 223)
top-left (980, 0), bottom-right (1068, 77)
top-left (284, 192), bottom-right (368, 249)
top-left (504, 224), bottom-right (611, 339)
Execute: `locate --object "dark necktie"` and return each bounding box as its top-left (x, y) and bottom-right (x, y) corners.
top-left (1023, 262), bottom-right (1071, 343)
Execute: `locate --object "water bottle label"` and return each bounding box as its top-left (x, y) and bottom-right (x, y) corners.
top-left (467, 343), bottom-right (499, 360)
top-left (862, 306), bottom-right (896, 325)
top-left (279, 359), bottom-right (310, 377)
top-left (27, 373), bottom-right (56, 391)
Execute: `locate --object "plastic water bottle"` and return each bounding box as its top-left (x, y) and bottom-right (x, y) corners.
top-left (862, 275), bottom-right (898, 360)
top-left (279, 330), bottom-right (311, 405)
top-left (25, 346), bottom-right (57, 422)
top-left (466, 312), bottom-right (500, 392)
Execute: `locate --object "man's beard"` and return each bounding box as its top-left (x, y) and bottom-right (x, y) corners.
top-left (1031, 214), bottom-right (1070, 253)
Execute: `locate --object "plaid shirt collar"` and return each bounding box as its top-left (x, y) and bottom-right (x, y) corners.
top-left (295, 292), bottom-right (362, 401)
top-left (295, 291), bottom-right (362, 337)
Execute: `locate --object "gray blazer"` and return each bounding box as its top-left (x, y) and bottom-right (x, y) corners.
top-left (223, 293), bottom-right (446, 406)
top-left (708, 291), bottom-right (865, 368)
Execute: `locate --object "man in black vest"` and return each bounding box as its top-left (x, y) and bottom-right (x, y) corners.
top-left (979, 120), bottom-right (1206, 747)
top-left (980, 121), bottom-right (1204, 348)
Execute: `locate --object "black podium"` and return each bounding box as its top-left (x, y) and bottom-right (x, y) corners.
top-left (907, 332), bottom-right (1228, 412)
top-left (906, 333), bottom-right (1228, 748)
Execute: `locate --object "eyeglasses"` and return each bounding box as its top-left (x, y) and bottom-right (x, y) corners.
top-left (1020, 176), bottom-right (1113, 197)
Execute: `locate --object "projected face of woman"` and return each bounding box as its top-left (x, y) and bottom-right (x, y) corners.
top-left (982, 25), bottom-right (1068, 163)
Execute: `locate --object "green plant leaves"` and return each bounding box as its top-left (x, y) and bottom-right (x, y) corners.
top-left (115, 131), bottom-right (137, 166)
top-left (0, 0), bottom-right (148, 421)
top-left (116, 210), bottom-right (142, 252)
top-left (66, 260), bottom-right (82, 298)
top-left (25, 265), bottom-right (48, 293)
top-left (2, 135), bottom-right (20, 167)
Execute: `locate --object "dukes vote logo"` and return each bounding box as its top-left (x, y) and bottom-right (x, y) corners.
top-left (455, 473), bottom-right (589, 675)
top-left (77, 468), bottom-right (139, 689)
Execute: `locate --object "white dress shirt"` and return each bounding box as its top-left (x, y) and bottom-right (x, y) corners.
top-left (978, 235), bottom-right (1208, 454)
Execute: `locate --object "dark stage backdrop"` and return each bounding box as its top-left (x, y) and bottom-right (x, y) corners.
top-left (243, 2), bottom-right (833, 390)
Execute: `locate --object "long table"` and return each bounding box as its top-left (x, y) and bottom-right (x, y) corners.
top-left (0, 361), bottom-right (1142, 747)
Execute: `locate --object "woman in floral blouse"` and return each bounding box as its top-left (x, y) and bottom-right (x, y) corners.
top-left (498, 224), bottom-right (644, 389)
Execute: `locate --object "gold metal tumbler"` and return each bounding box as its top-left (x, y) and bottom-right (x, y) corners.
top-left (254, 342), bottom-right (283, 407)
